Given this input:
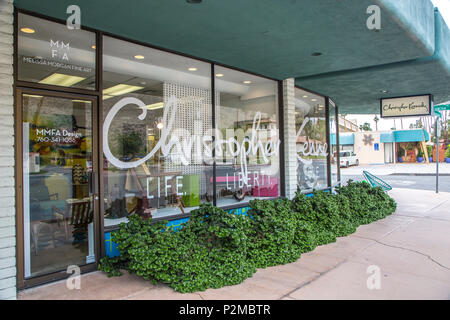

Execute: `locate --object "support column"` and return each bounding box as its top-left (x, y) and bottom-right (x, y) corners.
top-left (282, 78), bottom-right (297, 200)
top-left (0, 0), bottom-right (16, 300)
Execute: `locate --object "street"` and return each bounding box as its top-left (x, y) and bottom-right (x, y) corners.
top-left (342, 174), bottom-right (450, 192)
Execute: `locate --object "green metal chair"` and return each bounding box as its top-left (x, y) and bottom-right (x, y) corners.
top-left (363, 171), bottom-right (392, 191)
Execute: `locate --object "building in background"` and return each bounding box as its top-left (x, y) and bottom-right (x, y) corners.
top-left (333, 129), bottom-right (430, 165)
top-left (338, 116), bottom-right (359, 133)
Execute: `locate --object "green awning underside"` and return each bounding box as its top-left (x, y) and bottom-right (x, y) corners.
top-left (14, 0), bottom-right (450, 114)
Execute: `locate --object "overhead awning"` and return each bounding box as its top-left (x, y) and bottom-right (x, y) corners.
top-left (331, 133), bottom-right (354, 146)
top-left (394, 130), bottom-right (430, 143)
top-left (380, 132), bottom-right (395, 143)
top-left (14, 0), bottom-right (450, 114)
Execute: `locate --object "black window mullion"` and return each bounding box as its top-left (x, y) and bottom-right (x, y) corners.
top-left (325, 98), bottom-right (332, 189)
top-left (334, 102), bottom-right (341, 186)
top-left (97, 31), bottom-right (105, 259)
top-left (211, 64), bottom-right (217, 206)
top-left (278, 81), bottom-right (285, 198)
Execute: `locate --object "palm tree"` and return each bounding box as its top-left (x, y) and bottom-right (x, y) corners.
top-left (373, 115), bottom-right (379, 131)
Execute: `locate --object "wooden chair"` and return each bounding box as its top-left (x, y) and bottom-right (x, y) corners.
top-left (53, 199), bottom-right (93, 241)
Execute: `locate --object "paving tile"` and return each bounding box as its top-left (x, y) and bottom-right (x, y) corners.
top-left (424, 199), bottom-right (450, 221)
top-left (19, 271), bottom-right (152, 300)
top-left (124, 285), bottom-right (203, 300)
top-left (389, 189), bottom-right (450, 219)
top-left (373, 219), bottom-right (450, 269)
top-left (294, 252), bottom-right (345, 273)
top-left (288, 259), bottom-right (450, 300)
top-left (308, 234), bottom-right (375, 259)
top-left (245, 264), bottom-right (318, 296)
top-left (350, 215), bottom-right (415, 240)
top-left (198, 278), bottom-right (283, 300)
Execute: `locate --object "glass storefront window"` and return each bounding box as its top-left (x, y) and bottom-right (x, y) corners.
top-left (21, 93), bottom-right (96, 278)
top-left (102, 36), bottom-right (213, 225)
top-left (329, 99), bottom-right (339, 186)
top-left (295, 88), bottom-right (328, 191)
top-left (214, 66), bottom-right (280, 206)
top-left (17, 13), bottom-right (96, 90)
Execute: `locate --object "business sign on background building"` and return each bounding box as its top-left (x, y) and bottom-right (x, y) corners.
top-left (380, 94), bottom-right (433, 118)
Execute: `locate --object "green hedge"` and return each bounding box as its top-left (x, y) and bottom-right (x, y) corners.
top-left (99, 181), bottom-right (397, 293)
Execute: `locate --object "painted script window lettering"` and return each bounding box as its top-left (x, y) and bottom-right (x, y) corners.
top-left (214, 66), bottom-right (280, 206)
top-left (295, 88), bottom-right (328, 191)
top-left (102, 36), bottom-right (213, 225)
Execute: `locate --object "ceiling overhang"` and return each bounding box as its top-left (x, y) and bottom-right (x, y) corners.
top-left (13, 0), bottom-right (450, 114)
top-left (296, 9), bottom-right (450, 114)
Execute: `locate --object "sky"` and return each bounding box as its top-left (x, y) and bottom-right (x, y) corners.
top-left (433, 0), bottom-right (450, 26)
top-left (347, 0), bottom-right (449, 132)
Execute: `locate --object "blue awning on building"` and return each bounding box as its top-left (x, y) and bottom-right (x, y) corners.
top-left (333, 129), bottom-right (429, 146)
top-left (394, 129), bottom-right (430, 142)
top-left (331, 133), bottom-right (354, 145)
top-left (380, 131), bottom-right (395, 143)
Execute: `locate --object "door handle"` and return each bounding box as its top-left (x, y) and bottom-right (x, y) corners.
top-left (89, 171), bottom-right (99, 200)
top-left (93, 171), bottom-right (99, 194)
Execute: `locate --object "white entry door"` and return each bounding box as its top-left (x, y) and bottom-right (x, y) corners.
top-left (384, 143), bottom-right (394, 163)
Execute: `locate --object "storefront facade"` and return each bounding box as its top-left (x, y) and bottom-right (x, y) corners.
top-left (0, 6), bottom-right (342, 296)
top-left (2, 0), bottom-right (450, 301)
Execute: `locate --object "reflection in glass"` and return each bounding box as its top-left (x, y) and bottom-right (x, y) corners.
top-left (329, 100), bottom-right (339, 185)
top-left (102, 36), bottom-right (212, 225)
top-left (22, 94), bottom-right (95, 278)
top-left (295, 88), bottom-right (328, 191)
top-left (17, 13), bottom-right (96, 90)
top-left (215, 66), bottom-right (280, 206)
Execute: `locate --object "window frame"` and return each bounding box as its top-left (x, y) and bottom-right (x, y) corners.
top-left (14, 8), bottom-right (285, 229)
top-left (293, 86), bottom-right (341, 192)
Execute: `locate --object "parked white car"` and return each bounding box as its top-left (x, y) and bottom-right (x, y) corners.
top-left (340, 151), bottom-right (359, 168)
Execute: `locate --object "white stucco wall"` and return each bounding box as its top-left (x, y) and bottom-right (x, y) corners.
top-left (354, 132), bottom-right (385, 165)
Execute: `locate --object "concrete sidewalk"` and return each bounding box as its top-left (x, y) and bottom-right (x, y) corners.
top-left (341, 163), bottom-right (450, 176)
top-left (18, 188), bottom-right (450, 300)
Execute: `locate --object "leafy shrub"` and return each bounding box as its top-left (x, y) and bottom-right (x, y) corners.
top-left (173, 204), bottom-right (256, 292)
top-left (99, 181), bottom-right (397, 293)
top-left (427, 145), bottom-right (433, 157)
top-left (335, 180), bottom-right (396, 225)
top-left (99, 204), bottom-right (255, 293)
top-left (290, 194), bottom-right (318, 253)
top-left (290, 191), bottom-right (356, 249)
top-left (333, 192), bottom-right (358, 237)
top-left (246, 198), bottom-right (301, 268)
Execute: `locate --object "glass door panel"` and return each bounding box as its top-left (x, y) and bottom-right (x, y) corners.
top-left (21, 92), bottom-right (97, 278)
